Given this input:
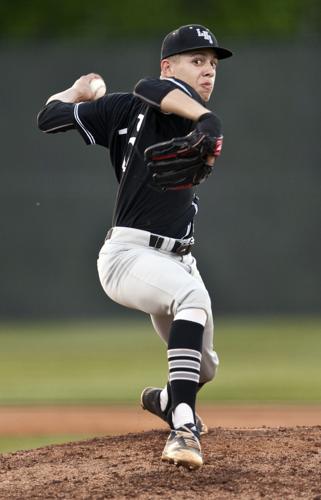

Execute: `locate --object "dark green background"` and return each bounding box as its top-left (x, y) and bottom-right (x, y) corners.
top-left (1, 0), bottom-right (320, 39)
top-left (1, 1), bottom-right (320, 319)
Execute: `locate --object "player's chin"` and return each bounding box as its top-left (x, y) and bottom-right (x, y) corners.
top-left (199, 87), bottom-right (213, 102)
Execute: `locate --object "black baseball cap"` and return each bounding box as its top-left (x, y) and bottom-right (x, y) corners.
top-left (161, 24), bottom-right (233, 60)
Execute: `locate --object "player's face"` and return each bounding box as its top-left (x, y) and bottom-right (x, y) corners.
top-left (163, 50), bottom-right (218, 101)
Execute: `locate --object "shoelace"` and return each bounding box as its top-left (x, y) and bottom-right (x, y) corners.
top-left (175, 430), bottom-right (200, 450)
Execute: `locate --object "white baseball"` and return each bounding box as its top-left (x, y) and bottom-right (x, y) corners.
top-left (90, 78), bottom-right (106, 99)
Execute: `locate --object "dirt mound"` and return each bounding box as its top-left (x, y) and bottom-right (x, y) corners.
top-left (0, 427), bottom-right (320, 499)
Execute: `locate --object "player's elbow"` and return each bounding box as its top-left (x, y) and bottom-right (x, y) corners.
top-left (36, 101), bottom-right (74, 134)
top-left (36, 104), bottom-right (58, 132)
top-left (37, 107), bottom-right (48, 131)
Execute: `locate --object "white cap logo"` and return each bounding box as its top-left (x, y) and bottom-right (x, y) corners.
top-left (196, 28), bottom-right (213, 44)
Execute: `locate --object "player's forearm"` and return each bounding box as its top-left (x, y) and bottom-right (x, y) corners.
top-left (46, 73), bottom-right (105, 105)
top-left (160, 89), bottom-right (209, 121)
top-left (46, 87), bottom-right (82, 105)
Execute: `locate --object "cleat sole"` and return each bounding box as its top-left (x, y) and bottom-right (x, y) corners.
top-left (161, 451), bottom-right (203, 470)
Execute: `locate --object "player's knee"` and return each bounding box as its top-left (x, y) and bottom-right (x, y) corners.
top-left (174, 285), bottom-right (211, 319)
top-left (199, 350), bottom-right (219, 383)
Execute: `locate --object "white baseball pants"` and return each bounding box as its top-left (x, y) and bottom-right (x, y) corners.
top-left (97, 227), bottom-right (219, 383)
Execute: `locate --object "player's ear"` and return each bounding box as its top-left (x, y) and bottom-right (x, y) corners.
top-left (160, 58), bottom-right (174, 78)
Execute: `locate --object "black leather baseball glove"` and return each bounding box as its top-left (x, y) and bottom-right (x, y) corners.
top-left (145, 112), bottom-right (223, 191)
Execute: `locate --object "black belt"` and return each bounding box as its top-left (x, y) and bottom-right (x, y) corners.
top-left (149, 234), bottom-right (193, 256)
top-left (106, 229), bottom-right (193, 256)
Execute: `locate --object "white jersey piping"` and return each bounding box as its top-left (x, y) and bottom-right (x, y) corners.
top-left (74, 103), bottom-right (95, 144)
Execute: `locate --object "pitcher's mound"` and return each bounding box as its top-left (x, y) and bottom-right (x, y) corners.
top-left (0, 427), bottom-right (320, 499)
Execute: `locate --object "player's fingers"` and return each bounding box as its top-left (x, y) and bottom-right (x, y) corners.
top-left (206, 155), bottom-right (215, 166)
top-left (73, 74), bottom-right (102, 87)
top-left (86, 73), bottom-right (104, 82)
top-left (71, 75), bottom-right (100, 101)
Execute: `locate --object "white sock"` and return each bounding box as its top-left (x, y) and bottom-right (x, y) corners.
top-left (160, 386), bottom-right (168, 412)
top-left (172, 403), bottom-right (195, 429)
top-left (174, 308), bottom-right (207, 327)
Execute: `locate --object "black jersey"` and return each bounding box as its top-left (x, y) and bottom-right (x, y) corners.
top-left (37, 78), bottom-right (205, 239)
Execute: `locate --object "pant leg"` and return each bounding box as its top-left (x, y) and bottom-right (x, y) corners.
top-left (98, 239), bottom-right (218, 382)
top-left (182, 253), bottom-right (219, 383)
top-left (97, 241), bottom-right (211, 317)
top-left (150, 313), bottom-right (172, 345)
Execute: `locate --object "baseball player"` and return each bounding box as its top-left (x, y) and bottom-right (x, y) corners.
top-left (37, 24), bottom-right (232, 470)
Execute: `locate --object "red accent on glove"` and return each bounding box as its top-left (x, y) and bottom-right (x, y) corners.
top-left (213, 137), bottom-right (223, 156)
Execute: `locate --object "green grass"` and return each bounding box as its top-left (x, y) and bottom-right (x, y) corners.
top-left (0, 435), bottom-right (95, 454)
top-left (0, 319), bottom-right (167, 403)
top-left (206, 316), bottom-right (321, 402)
top-left (0, 316), bottom-right (320, 404)
top-left (0, 316), bottom-right (320, 453)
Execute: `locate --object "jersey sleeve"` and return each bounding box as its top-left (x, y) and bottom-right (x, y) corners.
top-left (37, 93), bottom-right (132, 148)
top-left (133, 77), bottom-right (205, 109)
top-left (72, 96), bottom-right (110, 146)
top-left (37, 100), bottom-right (76, 134)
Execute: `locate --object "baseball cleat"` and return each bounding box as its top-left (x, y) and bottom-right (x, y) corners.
top-left (140, 386), bottom-right (208, 435)
top-left (161, 423), bottom-right (203, 470)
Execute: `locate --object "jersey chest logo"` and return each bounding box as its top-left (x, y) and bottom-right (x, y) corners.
top-left (121, 113), bottom-right (145, 173)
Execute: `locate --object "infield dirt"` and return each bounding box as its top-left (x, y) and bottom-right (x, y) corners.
top-left (0, 426), bottom-right (320, 499)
